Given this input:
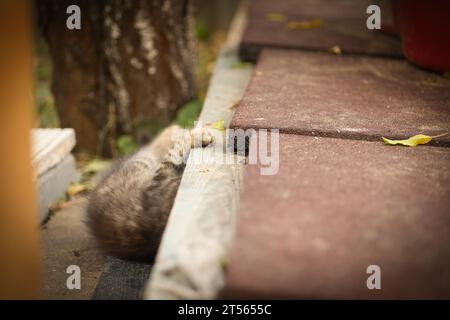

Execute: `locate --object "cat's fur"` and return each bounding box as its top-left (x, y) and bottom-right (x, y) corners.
top-left (87, 125), bottom-right (213, 260)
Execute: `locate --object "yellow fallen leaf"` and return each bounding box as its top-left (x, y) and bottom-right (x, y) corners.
top-left (230, 62), bottom-right (252, 69)
top-left (67, 183), bottom-right (90, 197)
top-left (267, 13), bottom-right (286, 22)
top-left (220, 255), bottom-right (229, 270)
top-left (82, 159), bottom-right (111, 175)
top-left (381, 132), bottom-right (448, 147)
top-left (382, 134), bottom-right (434, 147)
top-left (210, 119), bottom-right (226, 131)
top-left (288, 18), bottom-right (323, 30)
top-left (329, 45), bottom-right (342, 55)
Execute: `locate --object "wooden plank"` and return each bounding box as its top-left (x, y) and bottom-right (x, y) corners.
top-left (93, 256), bottom-right (152, 300)
top-left (144, 2), bottom-right (253, 299)
top-left (32, 128), bottom-right (76, 177)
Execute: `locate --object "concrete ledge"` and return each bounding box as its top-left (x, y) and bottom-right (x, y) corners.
top-left (37, 154), bottom-right (78, 222)
top-left (32, 128), bottom-right (76, 177)
top-left (33, 128), bottom-right (78, 223)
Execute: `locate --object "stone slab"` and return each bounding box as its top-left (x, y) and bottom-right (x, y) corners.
top-left (231, 49), bottom-right (450, 146)
top-left (37, 154), bottom-right (79, 223)
top-left (32, 128), bottom-right (76, 177)
top-left (240, 0), bottom-right (402, 61)
top-left (225, 134), bottom-right (450, 299)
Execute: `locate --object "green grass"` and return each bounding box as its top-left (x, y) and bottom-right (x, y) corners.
top-left (175, 99), bottom-right (203, 128)
top-left (195, 19), bottom-right (210, 42)
top-left (35, 39), bottom-right (60, 128)
top-left (116, 135), bottom-right (139, 156)
top-left (116, 99), bottom-right (204, 156)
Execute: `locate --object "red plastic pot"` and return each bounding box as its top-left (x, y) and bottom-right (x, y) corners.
top-left (393, 0), bottom-right (450, 73)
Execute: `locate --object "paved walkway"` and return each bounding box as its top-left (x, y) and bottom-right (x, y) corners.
top-left (225, 0), bottom-right (450, 298)
top-left (42, 199), bottom-right (104, 299)
top-left (240, 0), bottom-right (401, 61)
top-left (232, 49), bottom-right (450, 145)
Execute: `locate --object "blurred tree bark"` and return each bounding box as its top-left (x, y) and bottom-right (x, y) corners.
top-left (37, 0), bottom-right (196, 156)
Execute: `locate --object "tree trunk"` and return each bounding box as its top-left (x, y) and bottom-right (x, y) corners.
top-left (37, 0), bottom-right (196, 156)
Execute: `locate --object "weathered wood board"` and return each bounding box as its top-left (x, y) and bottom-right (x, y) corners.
top-left (144, 3), bottom-right (253, 299)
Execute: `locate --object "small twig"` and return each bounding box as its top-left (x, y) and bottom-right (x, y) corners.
top-left (430, 132), bottom-right (449, 139)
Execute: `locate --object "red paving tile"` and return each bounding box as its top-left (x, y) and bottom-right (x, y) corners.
top-left (240, 0), bottom-right (402, 61)
top-left (225, 134), bottom-right (450, 299)
top-left (231, 49), bottom-right (450, 146)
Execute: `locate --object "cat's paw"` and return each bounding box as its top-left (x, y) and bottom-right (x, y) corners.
top-left (165, 128), bottom-right (215, 166)
top-left (189, 127), bottom-right (214, 148)
top-left (167, 137), bottom-right (191, 166)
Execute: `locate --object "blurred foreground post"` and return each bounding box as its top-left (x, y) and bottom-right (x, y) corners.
top-left (0, 0), bottom-right (41, 299)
